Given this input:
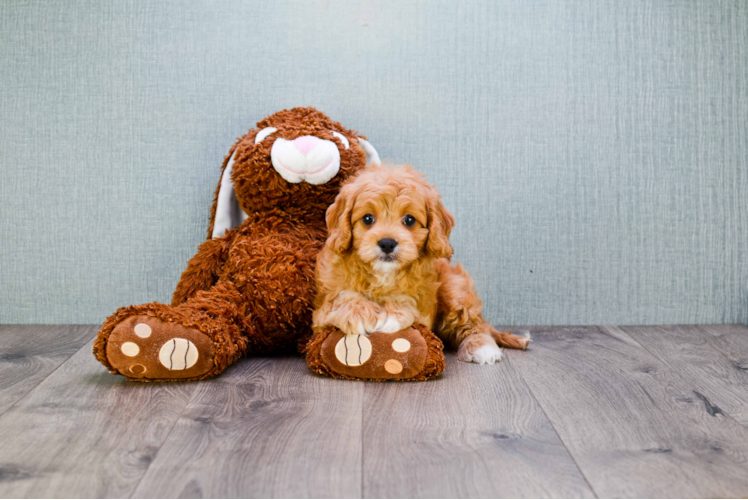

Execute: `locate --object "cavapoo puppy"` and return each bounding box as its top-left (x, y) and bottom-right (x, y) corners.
top-left (312, 164), bottom-right (529, 364)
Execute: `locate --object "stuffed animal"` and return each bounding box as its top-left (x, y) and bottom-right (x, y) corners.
top-left (93, 107), bottom-right (382, 381)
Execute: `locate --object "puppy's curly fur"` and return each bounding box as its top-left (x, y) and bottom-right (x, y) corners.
top-left (313, 164), bottom-right (530, 364)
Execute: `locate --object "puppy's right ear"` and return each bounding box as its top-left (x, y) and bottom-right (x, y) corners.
top-left (325, 185), bottom-right (356, 254)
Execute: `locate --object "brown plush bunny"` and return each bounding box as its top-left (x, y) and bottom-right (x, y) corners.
top-left (93, 107), bottom-right (381, 381)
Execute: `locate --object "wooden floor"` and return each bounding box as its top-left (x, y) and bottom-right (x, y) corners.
top-left (0, 325), bottom-right (747, 498)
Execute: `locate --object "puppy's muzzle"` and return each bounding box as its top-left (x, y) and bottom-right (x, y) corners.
top-left (378, 238), bottom-right (398, 255)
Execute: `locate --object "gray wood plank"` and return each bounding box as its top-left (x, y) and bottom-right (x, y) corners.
top-left (0, 338), bottom-right (197, 498)
top-left (618, 325), bottom-right (748, 427)
top-left (0, 325), bottom-right (96, 416)
top-left (510, 326), bottom-right (748, 498)
top-left (132, 357), bottom-right (363, 499)
top-left (362, 353), bottom-right (595, 498)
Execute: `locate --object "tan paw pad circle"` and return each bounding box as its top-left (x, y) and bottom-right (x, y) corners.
top-left (159, 338), bottom-right (199, 370)
top-left (384, 359), bottom-right (403, 374)
top-left (134, 323), bottom-right (152, 338)
top-left (335, 335), bottom-right (372, 366)
top-left (129, 364), bottom-right (146, 375)
top-left (392, 338), bottom-right (411, 353)
top-left (121, 342), bottom-right (140, 357)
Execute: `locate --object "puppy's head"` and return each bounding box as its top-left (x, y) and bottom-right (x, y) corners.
top-left (326, 164), bottom-right (455, 271)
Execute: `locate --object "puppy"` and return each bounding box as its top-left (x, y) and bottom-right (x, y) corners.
top-left (312, 164), bottom-right (529, 364)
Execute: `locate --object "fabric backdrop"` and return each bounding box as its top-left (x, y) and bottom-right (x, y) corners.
top-left (1, 0), bottom-right (746, 325)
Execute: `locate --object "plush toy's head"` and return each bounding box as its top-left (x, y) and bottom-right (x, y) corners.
top-left (210, 107), bottom-right (380, 238)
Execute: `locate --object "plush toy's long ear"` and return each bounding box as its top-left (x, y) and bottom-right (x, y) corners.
top-left (208, 148), bottom-right (249, 239)
top-left (357, 138), bottom-right (381, 165)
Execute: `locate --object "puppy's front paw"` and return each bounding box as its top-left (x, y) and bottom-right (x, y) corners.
top-left (339, 319), bottom-right (369, 337)
top-left (373, 314), bottom-right (407, 334)
top-left (457, 333), bottom-right (503, 364)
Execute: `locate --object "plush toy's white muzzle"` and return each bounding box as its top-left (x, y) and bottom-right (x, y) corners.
top-left (270, 136), bottom-right (340, 185)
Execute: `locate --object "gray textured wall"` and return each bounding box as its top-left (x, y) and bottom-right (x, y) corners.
top-left (1, 0), bottom-right (746, 325)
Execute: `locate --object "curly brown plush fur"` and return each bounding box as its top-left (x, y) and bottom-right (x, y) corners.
top-left (93, 107), bottom-right (370, 381)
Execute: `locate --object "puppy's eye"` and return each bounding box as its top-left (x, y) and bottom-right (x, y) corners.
top-left (362, 214), bottom-right (375, 226)
top-left (403, 215), bottom-right (416, 227)
top-left (255, 127), bottom-right (277, 144)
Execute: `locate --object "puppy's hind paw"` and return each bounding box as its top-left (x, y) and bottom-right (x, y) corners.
top-left (457, 333), bottom-right (504, 364)
top-left (461, 344), bottom-right (504, 364)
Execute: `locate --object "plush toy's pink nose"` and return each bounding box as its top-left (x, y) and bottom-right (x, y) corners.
top-left (293, 136), bottom-right (319, 156)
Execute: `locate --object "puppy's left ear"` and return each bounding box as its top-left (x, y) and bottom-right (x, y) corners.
top-left (426, 195), bottom-right (456, 259)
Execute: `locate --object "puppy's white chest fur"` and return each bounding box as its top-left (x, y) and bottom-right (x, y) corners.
top-left (368, 262), bottom-right (401, 291)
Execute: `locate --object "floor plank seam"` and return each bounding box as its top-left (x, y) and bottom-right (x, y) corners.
top-left (603, 325), bottom-right (748, 432)
top-left (505, 352), bottom-right (600, 499)
top-left (127, 385), bottom-right (201, 499)
top-left (360, 382), bottom-right (365, 500)
top-left (694, 324), bottom-right (748, 367)
top-left (0, 326), bottom-right (98, 421)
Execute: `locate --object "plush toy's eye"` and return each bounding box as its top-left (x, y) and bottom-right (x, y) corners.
top-left (331, 131), bottom-right (350, 149)
top-left (403, 215), bottom-right (416, 227)
top-left (362, 214), bottom-right (375, 226)
top-left (255, 127), bottom-right (277, 144)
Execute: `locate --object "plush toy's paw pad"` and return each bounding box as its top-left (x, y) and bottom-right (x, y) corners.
top-left (319, 327), bottom-right (432, 380)
top-left (106, 315), bottom-right (215, 380)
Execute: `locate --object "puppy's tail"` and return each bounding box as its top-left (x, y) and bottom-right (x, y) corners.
top-left (490, 327), bottom-right (531, 350)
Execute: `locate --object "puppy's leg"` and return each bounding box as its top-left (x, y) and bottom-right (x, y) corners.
top-left (313, 290), bottom-right (384, 336)
top-left (434, 259), bottom-right (530, 364)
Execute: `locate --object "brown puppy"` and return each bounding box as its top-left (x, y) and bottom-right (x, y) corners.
top-left (313, 164), bottom-right (529, 364)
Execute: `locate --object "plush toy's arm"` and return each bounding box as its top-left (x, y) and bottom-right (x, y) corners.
top-left (171, 233), bottom-right (235, 306)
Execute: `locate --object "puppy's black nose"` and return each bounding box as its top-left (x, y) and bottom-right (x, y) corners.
top-left (378, 238), bottom-right (398, 254)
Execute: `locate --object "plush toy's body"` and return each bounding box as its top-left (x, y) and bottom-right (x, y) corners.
top-left (94, 108), bottom-right (381, 381)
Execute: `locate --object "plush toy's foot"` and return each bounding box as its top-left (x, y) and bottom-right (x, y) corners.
top-left (103, 314), bottom-right (216, 381)
top-left (305, 323), bottom-right (445, 381)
